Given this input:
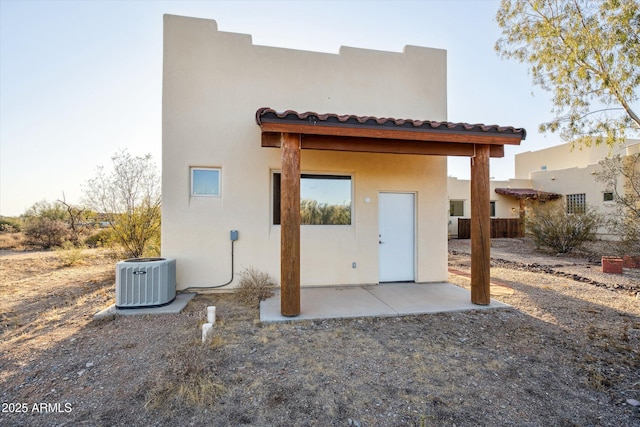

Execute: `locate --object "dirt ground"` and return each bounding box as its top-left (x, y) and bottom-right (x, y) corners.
top-left (1, 239), bottom-right (639, 426)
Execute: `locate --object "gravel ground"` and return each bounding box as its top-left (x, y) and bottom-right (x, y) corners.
top-left (1, 240), bottom-right (639, 426)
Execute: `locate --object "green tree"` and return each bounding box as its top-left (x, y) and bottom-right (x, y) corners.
top-left (495, 0), bottom-right (640, 147)
top-left (594, 153), bottom-right (640, 255)
top-left (83, 151), bottom-right (161, 258)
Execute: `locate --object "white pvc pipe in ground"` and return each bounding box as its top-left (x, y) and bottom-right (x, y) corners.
top-left (207, 306), bottom-right (216, 324)
top-left (202, 323), bottom-right (213, 343)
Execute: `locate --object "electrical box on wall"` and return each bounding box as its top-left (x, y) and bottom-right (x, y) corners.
top-left (230, 230), bottom-right (239, 241)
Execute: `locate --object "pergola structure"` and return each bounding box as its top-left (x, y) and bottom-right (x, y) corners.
top-left (495, 188), bottom-right (562, 235)
top-left (256, 108), bottom-right (526, 317)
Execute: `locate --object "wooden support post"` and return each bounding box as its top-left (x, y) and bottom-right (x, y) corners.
top-left (470, 144), bottom-right (491, 305)
top-left (518, 199), bottom-right (526, 238)
top-left (280, 133), bottom-right (301, 316)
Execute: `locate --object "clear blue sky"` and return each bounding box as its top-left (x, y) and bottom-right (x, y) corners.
top-left (0, 0), bottom-right (562, 217)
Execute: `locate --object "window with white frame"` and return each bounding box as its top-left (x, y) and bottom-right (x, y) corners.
top-left (449, 200), bottom-right (464, 217)
top-left (490, 201), bottom-right (496, 217)
top-left (273, 172), bottom-right (352, 225)
top-left (566, 193), bottom-right (586, 214)
top-left (191, 167), bottom-right (221, 197)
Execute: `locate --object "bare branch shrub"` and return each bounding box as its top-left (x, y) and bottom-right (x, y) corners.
top-left (83, 151), bottom-right (161, 258)
top-left (235, 267), bottom-right (278, 307)
top-left (594, 153), bottom-right (640, 255)
top-left (23, 217), bottom-right (69, 249)
top-left (145, 343), bottom-right (225, 410)
top-left (526, 201), bottom-right (601, 254)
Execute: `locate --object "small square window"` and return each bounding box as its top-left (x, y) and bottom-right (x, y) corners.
top-left (603, 192), bottom-right (614, 202)
top-left (191, 168), bottom-right (220, 197)
top-left (449, 200), bottom-right (464, 217)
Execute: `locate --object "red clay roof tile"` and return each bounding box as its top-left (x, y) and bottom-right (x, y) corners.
top-left (256, 107), bottom-right (527, 139)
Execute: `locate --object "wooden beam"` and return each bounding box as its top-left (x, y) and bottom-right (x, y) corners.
top-left (280, 133), bottom-right (301, 316)
top-left (470, 144), bottom-right (491, 305)
top-left (261, 133), bottom-right (505, 158)
top-left (518, 199), bottom-right (526, 238)
top-left (259, 121), bottom-right (523, 146)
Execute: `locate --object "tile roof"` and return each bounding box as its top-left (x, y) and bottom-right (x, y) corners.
top-left (256, 107), bottom-right (526, 139)
top-left (494, 188), bottom-right (562, 200)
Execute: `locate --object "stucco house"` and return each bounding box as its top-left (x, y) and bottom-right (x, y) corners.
top-left (161, 15), bottom-right (525, 316)
top-left (447, 139), bottom-right (640, 239)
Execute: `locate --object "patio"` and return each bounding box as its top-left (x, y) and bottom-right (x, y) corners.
top-left (260, 282), bottom-right (510, 323)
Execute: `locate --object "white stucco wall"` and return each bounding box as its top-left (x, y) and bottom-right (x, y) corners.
top-left (162, 15), bottom-right (449, 289)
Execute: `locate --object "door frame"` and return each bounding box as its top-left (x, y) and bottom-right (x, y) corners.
top-left (378, 191), bottom-right (417, 283)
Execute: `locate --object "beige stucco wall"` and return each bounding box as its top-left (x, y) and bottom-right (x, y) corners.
top-left (515, 139), bottom-right (638, 179)
top-left (526, 142), bottom-right (638, 238)
top-left (162, 15), bottom-right (449, 289)
top-left (447, 177), bottom-right (530, 237)
top-left (530, 164), bottom-right (618, 238)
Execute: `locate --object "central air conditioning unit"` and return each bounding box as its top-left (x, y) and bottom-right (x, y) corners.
top-left (116, 258), bottom-right (176, 308)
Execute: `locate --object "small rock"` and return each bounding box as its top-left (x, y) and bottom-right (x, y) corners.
top-left (78, 370), bottom-right (85, 377)
top-left (86, 362), bottom-right (94, 368)
top-left (627, 398), bottom-right (640, 407)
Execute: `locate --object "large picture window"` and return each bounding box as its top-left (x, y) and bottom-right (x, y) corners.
top-left (191, 167), bottom-right (221, 197)
top-left (273, 173), bottom-right (352, 225)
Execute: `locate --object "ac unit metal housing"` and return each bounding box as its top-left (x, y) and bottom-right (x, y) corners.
top-left (116, 258), bottom-right (176, 308)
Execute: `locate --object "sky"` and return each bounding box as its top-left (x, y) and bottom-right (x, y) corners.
top-left (0, 0), bottom-right (565, 217)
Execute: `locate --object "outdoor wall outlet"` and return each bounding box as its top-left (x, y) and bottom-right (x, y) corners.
top-left (352, 262), bottom-right (357, 268)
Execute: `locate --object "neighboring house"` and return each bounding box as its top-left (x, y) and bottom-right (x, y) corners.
top-left (448, 139), bottom-right (640, 239)
top-left (162, 15), bottom-right (525, 315)
top-left (447, 177), bottom-right (532, 238)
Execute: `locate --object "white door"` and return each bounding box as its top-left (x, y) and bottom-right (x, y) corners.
top-left (379, 192), bottom-right (415, 282)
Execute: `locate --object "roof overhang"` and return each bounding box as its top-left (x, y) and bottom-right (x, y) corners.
top-left (495, 188), bottom-right (562, 200)
top-left (256, 108), bottom-right (526, 158)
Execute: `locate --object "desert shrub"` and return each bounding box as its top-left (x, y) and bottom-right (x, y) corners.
top-left (84, 229), bottom-right (114, 248)
top-left (23, 217), bottom-right (69, 249)
top-left (526, 201), bottom-right (601, 254)
top-left (595, 154), bottom-right (640, 256)
top-left (615, 225), bottom-right (640, 257)
top-left (0, 218), bottom-right (22, 233)
top-left (56, 242), bottom-right (87, 266)
top-left (83, 151), bottom-right (161, 258)
top-left (145, 343), bottom-right (224, 410)
top-left (235, 267), bottom-right (278, 307)
top-left (0, 232), bottom-right (24, 250)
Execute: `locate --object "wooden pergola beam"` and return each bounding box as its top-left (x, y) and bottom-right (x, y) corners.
top-left (262, 133), bottom-right (505, 158)
top-left (280, 133), bottom-right (301, 316)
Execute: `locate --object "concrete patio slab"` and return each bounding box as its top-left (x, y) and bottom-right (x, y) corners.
top-left (260, 282), bottom-right (509, 323)
top-left (93, 292), bottom-right (196, 320)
